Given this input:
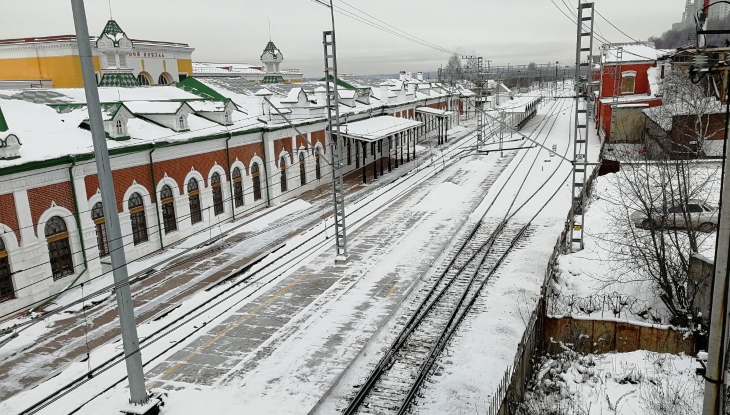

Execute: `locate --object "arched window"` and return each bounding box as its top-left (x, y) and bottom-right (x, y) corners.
top-left (115, 119), bottom-right (124, 136)
top-left (315, 151), bottom-right (322, 180)
top-left (91, 202), bottom-right (109, 258)
top-left (178, 115), bottom-right (186, 130)
top-left (137, 73), bottom-right (151, 86)
top-left (299, 153), bottom-right (306, 186)
top-left (188, 178), bottom-right (202, 224)
top-left (211, 172), bottom-right (224, 216)
top-left (280, 156), bottom-right (288, 193)
top-left (252, 162), bottom-right (262, 201)
top-left (158, 73), bottom-right (170, 85)
top-left (45, 216), bottom-right (74, 280)
top-left (160, 185), bottom-right (177, 234)
top-left (129, 193), bottom-right (148, 245)
top-left (0, 237), bottom-right (13, 302)
top-left (232, 167), bottom-right (244, 207)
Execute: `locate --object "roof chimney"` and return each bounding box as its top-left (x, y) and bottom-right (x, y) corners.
top-left (399, 71), bottom-right (407, 81)
top-left (379, 81), bottom-right (390, 105)
top-left (314, 86), bottom-right (327, 106)
top-left (416, 72), bottom-right (423, 81)
top-left (255, 88), bottom-right (273, 119)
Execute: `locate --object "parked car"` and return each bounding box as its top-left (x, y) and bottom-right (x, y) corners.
top-left (631, 200), bottom-right (718, 232)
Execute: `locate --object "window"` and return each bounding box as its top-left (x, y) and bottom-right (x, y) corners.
top-left (178, 115), bottom-right (186, 130)
top-left (179, 74), bottom-right (188, 81)
top-left (45, 216), bottom-right (74, 280)
top-left (378, 140), bottom-right (382, 153)
top-left (211, 172), bottom-right (224, 216)
top-left (315, 151), bottom-right (322, 180)
top-left (160, 185), bottom-right (177, 234)
top-left (115, 119), bottom-right (124, 136)
top-left (299, 153), bottom-right (306, 186)
top-left (232, 167), bottom-right (244, 207)
top-left (0, 237), bottom-right (13, 302)
top-left (129, 193), bottom-right (148, 245)
top-left (91, 202), bottom-right (109, 258)
top-left (252, 162), bottom-right (262, 201)
top-left (158, 74), bottom-right (170, 85)
top-left (371, 142), bottom-right (375, 156)
top-left (188, 178), bottom-right (202, 224)
top-left (280, 156), bottom-right (288, 193)
top-left (621, 71), bottom-right (636, 94)
top-left (687, 204), bottom-right (704, 213)
top-left (118, 53), bottom-right (127, 68)
top-left (137, 73), bottom-right (150, 86)
top-left (224, 112), bottom-right (231, 124)
top-left (105, 52), bottom-right (116, 68)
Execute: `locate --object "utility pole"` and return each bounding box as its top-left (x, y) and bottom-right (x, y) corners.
top-left (70, 0), bottom-right (148, 406)
top-left (322, 0), bottom-right (349, 263)
top-left (569, 1), bottom-right (594, 253)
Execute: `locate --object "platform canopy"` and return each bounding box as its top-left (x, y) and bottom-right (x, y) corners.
top-left (415, 106), bottom-right (453, 117)
top-left (340, 115), bottom-right (422, 142)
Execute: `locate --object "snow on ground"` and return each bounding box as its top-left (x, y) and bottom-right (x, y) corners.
top-left (415, 97), bottom-right (602, 415)
top-left (552, 163), bottom-right (722, 324)
top-left (0, 118), bottom-right (483, 414)
top-left (519, 349), bottom-right (702, 415)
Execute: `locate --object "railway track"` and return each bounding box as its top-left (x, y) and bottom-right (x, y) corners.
top-left (340, 97), bottom-right (572, 415)
top-left (11, 119), bottom-right (486, 415)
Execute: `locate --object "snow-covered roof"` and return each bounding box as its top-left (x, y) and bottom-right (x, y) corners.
top-left (643, 97), bottom-right (725, 131)
top-left (494, 95), bottom-right (541, 113)
top-left (0, 86), bottom-right (200, 105)
top-left (599, 94), bottom-right (661, 105)
top-left (415, 107), bottom-right (452, 117)
top-left (602, 42), bottom-right (669, 64)
top-left (193, 62), bottom-right (265, 75)
top-left (186, 100), bottom-right (228, 112)
top-left (340, 116), bottom-right (422, 142)
top-left (124, 101), bottom-right (183, 115)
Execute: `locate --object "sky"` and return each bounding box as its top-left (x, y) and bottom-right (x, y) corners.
top-left (1, 0), bottom-right (682, 78)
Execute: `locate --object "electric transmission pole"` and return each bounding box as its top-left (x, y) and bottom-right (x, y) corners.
top-left (70, 0), bottom-right (148, 406)
top-left (569, 1), bottom-right (594, 253)
top-left (322, 0), bottom-right (349, 263)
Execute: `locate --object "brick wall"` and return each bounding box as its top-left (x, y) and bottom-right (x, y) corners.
top-left (296, 134), bottom-right (308, 150)
top-left (85, 164), bottom-right (154, 211)
top-left (311, 130), bottom-right (326, 153)
top-left (0, 193), bottom-right (19, 244)
top-left (28, 182), bottom-right (75, 235)
top-left (274, 138), bottom-right (291, 164)
top-left (229, 142), bottom-right (265, 171)
top-left (153, 149), bottom-right (228, 189)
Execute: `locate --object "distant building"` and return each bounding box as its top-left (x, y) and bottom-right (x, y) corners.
top-left (594, 42), bottom-right (667, 143)
top-left (193, 40), bottom-right (303, 84)
top-left (0, 19), bottom-right (194, 89)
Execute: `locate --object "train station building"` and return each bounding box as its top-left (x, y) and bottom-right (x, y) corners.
top-left (0, 19), bottom-right (195, 89)
top-left (0, 69), bottom-right (466, 316)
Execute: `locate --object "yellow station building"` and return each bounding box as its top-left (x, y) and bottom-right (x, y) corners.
top-left (0, 19), bottom-right (194, 88)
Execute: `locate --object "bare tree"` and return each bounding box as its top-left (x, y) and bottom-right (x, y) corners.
top-left (597, 69), bottom-right (723, 327)
top-left (443, 53), bottom-right (462, 86)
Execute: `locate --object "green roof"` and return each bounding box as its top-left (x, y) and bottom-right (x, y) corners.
top-left (262, 41), bottom-right (280, 56)
top-left (318, 74), bottom-right (357, 90)
top-left (176, 77), bottom-right (228, 100)
top-left (262, 75), bottom-right (285, 84)
top-left (100, 19), bottom-right (127, 46)
top-left (99, 72), bottom-right (139, 88)
top-left (0, 106), bottom-right (7, 132)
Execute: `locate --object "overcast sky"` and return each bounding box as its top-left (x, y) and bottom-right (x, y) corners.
top-left (2, 0), bottom-right (682, 78)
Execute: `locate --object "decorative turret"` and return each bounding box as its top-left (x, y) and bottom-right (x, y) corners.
top-left (0, 106), bottom-right (21, 160)
top-left (260, 41), bottom-right (284, 74)
top-left (96, 19), bottom-right (138, 87)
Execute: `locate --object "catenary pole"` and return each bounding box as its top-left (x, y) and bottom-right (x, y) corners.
top-left (702, 68), bottom-right (730, 415)
top-left (70, 0), bottom-right (148, 405)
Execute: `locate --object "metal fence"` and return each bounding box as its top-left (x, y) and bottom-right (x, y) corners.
top-left (485, 160), bottom-right (602, 415)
